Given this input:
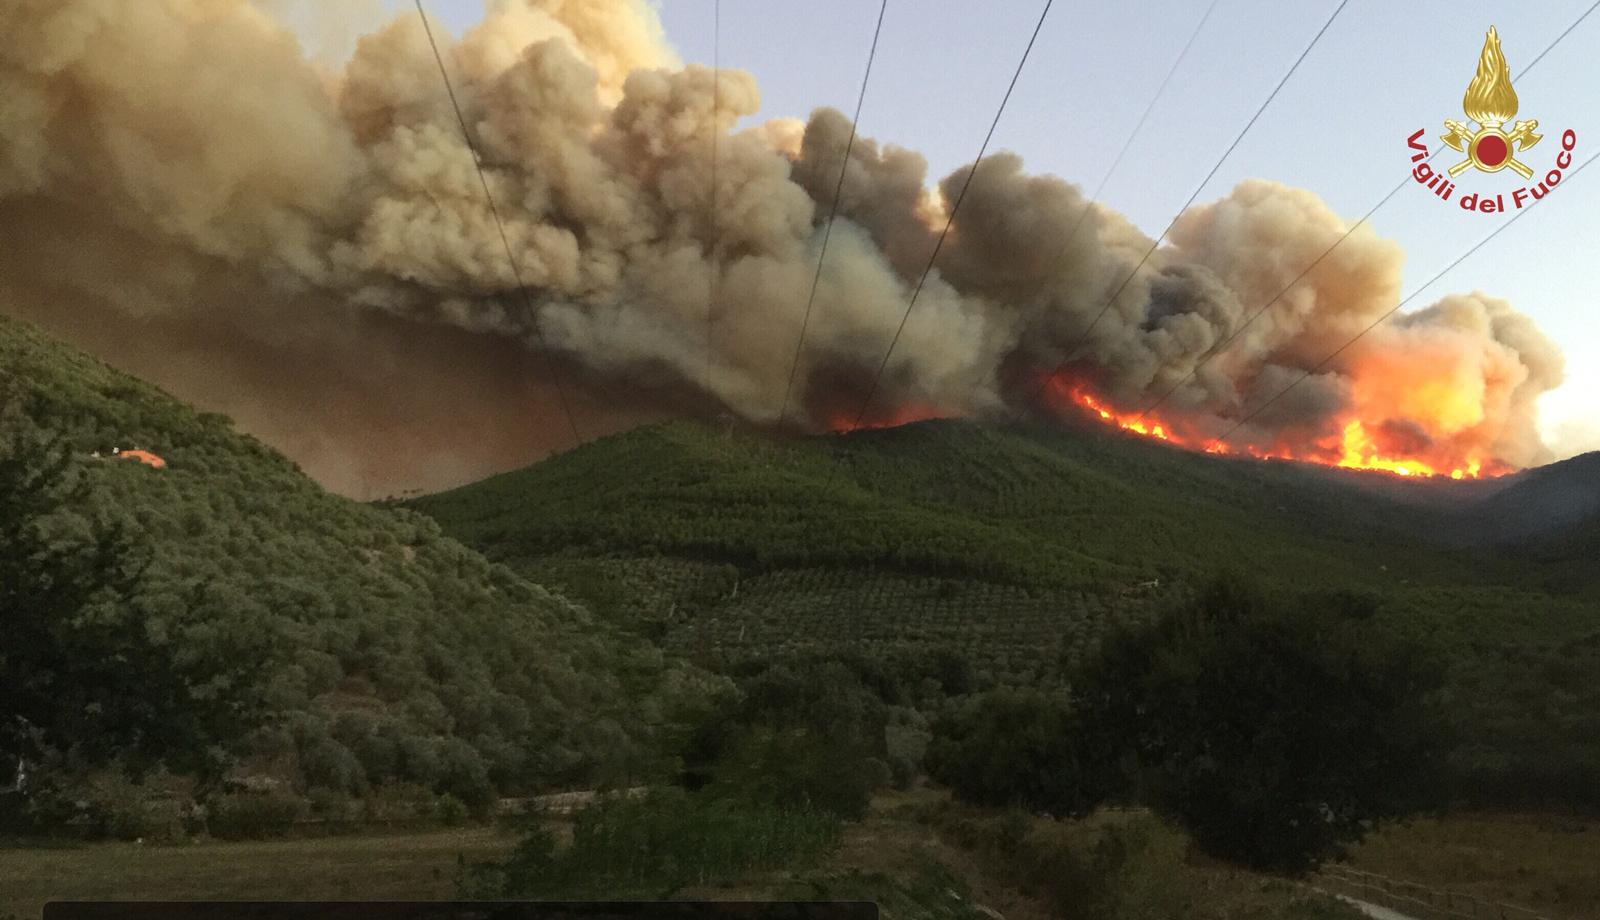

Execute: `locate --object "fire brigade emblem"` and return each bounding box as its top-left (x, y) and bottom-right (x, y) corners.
top-left (1440, 26), bottom-right (1541, 179)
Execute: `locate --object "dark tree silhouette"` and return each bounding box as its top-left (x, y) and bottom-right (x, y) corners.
top-left (1073, 575), bottom-right (1444, 873)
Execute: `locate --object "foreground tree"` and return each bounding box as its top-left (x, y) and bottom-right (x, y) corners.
top-left (0, 400), bottom-right (241, 787)
top-left (682, 660), bottom-right (890, 820)
top-left (925, 689), bottom-right (1119, 818)
top-left (1074, 575), bottom-right (1444, 873)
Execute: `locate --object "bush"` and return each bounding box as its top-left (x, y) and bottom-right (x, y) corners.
top-left (683, 661), bottom-right (891, 820)
top-left (929, 804), bottom-right (1359, 920)
top-left (927, 690), bottom-right (1117, 818)
top-left (468, 789), bottom-right (839, 898)
top-left (5, 771), bottom-right (190, 842)
top-left (102, 797), bottom-right (186, 844)
top-left (434, 738), bottom-right (494, 817)
top-left (299, 736), bottom-right (368, 796)
top-left (206, 792), bottom-right (308, 840)
top-left (435, 793), bottom-right (469, 826)
top-left (888, 754), bottom-right (916, 791)
top-left (361, 781), bottom-right (436, 824)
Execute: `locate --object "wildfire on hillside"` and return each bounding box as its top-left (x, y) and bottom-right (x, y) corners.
top-left (0, 0), bottom-right (1563, 494)
top-left (1041, 377), bottom-right (1509, 481)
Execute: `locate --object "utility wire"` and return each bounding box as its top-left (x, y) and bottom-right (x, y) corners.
top-left (707, 0), bottom-right (721, 381)
top-left (1208, 147), bottom-right (1598, 454)
top-left (848, 0), bottom-right (1055, 431)
top-left (1011, 0), bottom-right (1350, 422)
top-left (963, 0), bottom-right (1221, 406)
top-left (413, 0), bottom-right (582, 447)
top-left (778, 0), bottom-right (891, 427)
top-left (1131, 0), bottom-right (1600, 426)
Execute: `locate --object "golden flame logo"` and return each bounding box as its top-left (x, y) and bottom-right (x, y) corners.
top-left (1441, 26), bottom-right (1541, 178)
top-left (1462, 26), bottom-right (1518, 126)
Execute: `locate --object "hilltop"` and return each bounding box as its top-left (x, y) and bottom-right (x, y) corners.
top-left (0, 313), bottom-right (710, 799)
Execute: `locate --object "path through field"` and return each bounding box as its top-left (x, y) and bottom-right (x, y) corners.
top-left (1334, 895), bottom-right (1419, 920)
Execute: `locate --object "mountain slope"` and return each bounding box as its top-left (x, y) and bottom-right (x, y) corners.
top-left (0, 313), bottom-right (706, 797)
top-left (1459, 451), bottom-right (1600, 543)
top-left (411, 419), bottom-right (1600, 808)
top-left (409, 417), bottom-right (1519, 594)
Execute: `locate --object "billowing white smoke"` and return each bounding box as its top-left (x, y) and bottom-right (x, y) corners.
top-left (0, 0), bottom-right (1564, 492)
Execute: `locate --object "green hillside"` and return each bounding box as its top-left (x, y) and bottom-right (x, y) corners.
top-left (1453, 452), bottom-right (1600, 594)
top-left (410, 420), bottom-right (1600, 809)
top-left (0, 313), bottom-right (711, 804)
top-left (1459, 452), bottom-right (1600, 545)
top-left (407, 417), bottom-right (1572, 592)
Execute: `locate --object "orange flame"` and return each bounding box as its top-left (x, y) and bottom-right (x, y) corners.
top-left (1047, 379), bottom-right (1506, 481)
top-left (817, 376), bottom-right (1510, 483)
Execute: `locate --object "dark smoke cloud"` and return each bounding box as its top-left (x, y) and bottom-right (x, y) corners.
top-left (0, 0), bottom-right (1565, 492)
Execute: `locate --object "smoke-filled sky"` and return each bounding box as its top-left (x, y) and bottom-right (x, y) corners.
top-left (3, 0), bottom-right (1594, 496)
top-left (648, 0), bottom-right (1600, 458)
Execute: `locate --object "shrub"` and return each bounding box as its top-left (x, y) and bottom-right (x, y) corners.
top-left (5, 771), bottom-right (189, 842)
top-left (299, 736), bottom-right (368, 796)
top-left (927, 690), bottom-right (1118, 818)
top-left (435, 793), bottom-right (469, 826)
top-left (361, 781), bottom-right (435, 824)
top-left (470, 790), bottom-right (839, 898)
top-left (434, 738), bottom-right (494, 817)
top-left (206, 792), bottom-right (308, 840)
top-left (683, 661), bottom-right (891, 820)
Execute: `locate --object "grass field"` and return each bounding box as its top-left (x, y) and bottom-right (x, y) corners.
top-left (1348, 812), bottom-right (1600, 919)
top-left (0, 810), bottom-right (1014, 920)
top-left (5, 807), bottom-right (1594, 920)
top-left (0, 828), bottom-right (517, 919)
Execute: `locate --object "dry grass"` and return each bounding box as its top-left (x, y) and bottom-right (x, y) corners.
top-left (859, 793), bottom-right (1363, 920)
top-left (1348, 812), bottom-right (1600, 920)
top-left (815, 789), bottom-right (1054, 920)
top-left (669, 788), bottom-right (1050, 920)
top-left (13, 801), bottom-right (1579, 920)
top-left (0, 828), bottom-right (518, 920)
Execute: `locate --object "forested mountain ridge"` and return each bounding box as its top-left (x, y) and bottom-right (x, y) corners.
top-left (409, 416), bottom-right (1535, 591)
top-left (1455, 451), bottom-right (1600, 544)
top-left (411, 419), bottom-right (1600, 809)
top-left (0, 312), bottom-right (712, 800)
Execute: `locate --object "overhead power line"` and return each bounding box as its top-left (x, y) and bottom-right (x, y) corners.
top-left (848, 0), bottom-right (1056, 431)
top-left (707, 0), bottom-right (721, 381)
top-left (1131, 0), bottom-right (1600, 426)
top-left (1012, 0), bottom-right (1351, 421)
top-left (962, 0), bottom-right (1222, 406)
top-left (778, 0), bottom-right (891, 427)
top-left (1208, 146), bottom-right (1598, 454)
top-left (413, 0), bottom-right (583, 447)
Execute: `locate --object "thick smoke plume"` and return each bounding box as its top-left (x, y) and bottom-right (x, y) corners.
top-left (0, 0), bottom-right (1565, 492)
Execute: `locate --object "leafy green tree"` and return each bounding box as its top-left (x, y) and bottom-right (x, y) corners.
top-left (926, 689), bottom-right (1118, 817)
top-left (0, 407), bottom-right (236, 779)
top-left (1073, 575), bottom-right (1444, 873)
top-left (683, 661), bottom-right (889, 820)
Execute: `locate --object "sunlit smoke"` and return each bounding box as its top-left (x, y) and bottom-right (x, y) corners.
top-left (0, 0), bottom-right (1566, 491)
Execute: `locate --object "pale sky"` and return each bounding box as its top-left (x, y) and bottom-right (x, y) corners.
top-left (358, 0), bottom-right (1599, 456)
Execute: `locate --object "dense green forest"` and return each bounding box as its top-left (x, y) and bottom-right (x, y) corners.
top-left (411, 419), bottom-right (1600, 810)
top-left (0, 313), bottom-right (717, 819)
